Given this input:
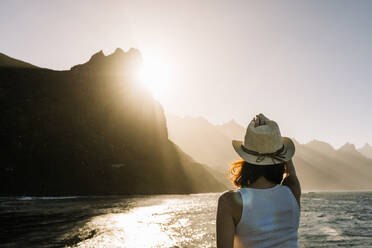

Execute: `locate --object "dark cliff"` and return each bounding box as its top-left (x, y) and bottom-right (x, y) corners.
top-left (0, 49), bottom-right (226, 195)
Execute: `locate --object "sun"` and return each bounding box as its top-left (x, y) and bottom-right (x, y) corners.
top-left (138, 56), bottom-right (171, 100)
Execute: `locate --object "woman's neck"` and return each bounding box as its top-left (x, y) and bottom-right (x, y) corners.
top-left (244, 176), bottom-right (276, 189)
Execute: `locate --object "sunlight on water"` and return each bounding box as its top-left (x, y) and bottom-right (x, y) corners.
top-left (2, 192), bottom-right (372, 247)
top-left (321, 226), bottom-right (342, 241)
top-left (76, 205), bottom-right (176, 247)
top-left (72, 195), bottom-right (218, 248)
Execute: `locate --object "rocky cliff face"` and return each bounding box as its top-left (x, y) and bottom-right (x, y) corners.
top-left (0, 49), bottom-right (226, 195)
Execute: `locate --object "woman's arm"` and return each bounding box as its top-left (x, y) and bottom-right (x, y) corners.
top-left (281, 159), bottom-right (301, 209)
top-left (216, 191), bottom-right (236, 248)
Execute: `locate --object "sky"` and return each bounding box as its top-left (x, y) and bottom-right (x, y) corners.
top-left (1, 0), bottom-right (372, 149)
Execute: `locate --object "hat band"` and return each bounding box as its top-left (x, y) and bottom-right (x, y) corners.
top-left (240, 144), bottom-right (287, 163)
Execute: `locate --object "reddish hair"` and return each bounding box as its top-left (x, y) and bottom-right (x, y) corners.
top-left (228, 159), bottom-right (285, 188)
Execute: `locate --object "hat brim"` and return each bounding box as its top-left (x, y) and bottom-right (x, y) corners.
top-left (232, 137), bottom-right (295, 165)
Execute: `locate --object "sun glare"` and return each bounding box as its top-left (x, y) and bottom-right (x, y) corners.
top-left (138, 56), bottom-right (172, 100)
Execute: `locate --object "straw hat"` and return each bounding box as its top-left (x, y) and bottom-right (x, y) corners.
top-left (232, 113), bottom-right (295, 165)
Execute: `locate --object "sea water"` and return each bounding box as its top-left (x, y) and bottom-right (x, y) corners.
top-left (1, 192), bottom-right (371, 247)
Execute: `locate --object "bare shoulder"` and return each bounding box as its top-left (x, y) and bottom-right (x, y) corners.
top-left (217, 190), bottom-right (243, 225)
top-left (218, 190), bottom-right (242, 209)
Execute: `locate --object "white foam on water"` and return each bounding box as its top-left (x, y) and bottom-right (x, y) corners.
top-left (321, 226), bottom-right (343, 241)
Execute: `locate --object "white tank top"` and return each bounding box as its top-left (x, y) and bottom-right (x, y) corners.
top-left (234, 185), bottom-right (300, 248)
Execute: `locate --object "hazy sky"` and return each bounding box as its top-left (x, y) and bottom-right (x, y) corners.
top-left (1, 0), bottom-right (372, 149)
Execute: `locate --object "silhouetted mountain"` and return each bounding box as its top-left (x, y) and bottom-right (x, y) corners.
top-left (167, 115), bottom-right (372, 190)
top-left (357, 143), bottom-right (372, 159)
top-left (0, 49), bottom-right (226, 196)
top-left (0, 52), bottom-right (39, 69)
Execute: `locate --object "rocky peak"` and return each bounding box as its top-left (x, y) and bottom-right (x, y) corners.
top-left (305, 139), bottom-right (335, 154)
top-left (338, 142), bottom-right (358, 153)
top-left (357, 143), bottom-right (372, 159)
top-left (223, 119), bottom-right (240, 128)
top-left (91, 50), bottom-right (104, 58)
top-left (216, 119), bottom-right (245, 140)
top-left (84, 50), bottom-right (105, 65)
top-left (70, 48), bottom-right (143, 77)
top-left (113, 47), bottom-right (124, 54)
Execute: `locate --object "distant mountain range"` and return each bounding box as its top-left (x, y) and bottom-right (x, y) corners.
top-left (167, 115), bottom-right (372, 190)
top-left (167, 115), bottom-right (240, 172)
top-left (0, 49), bottom-right (226, 196)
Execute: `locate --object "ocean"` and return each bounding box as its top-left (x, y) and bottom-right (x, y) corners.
top-left (1, 191), bottom-right (371, 247)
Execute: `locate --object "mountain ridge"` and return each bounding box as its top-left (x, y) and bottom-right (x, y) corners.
top-left (0, 49), bottom-right (226, 195)
top-left (167, 113), bottom-right (372, 190)
top-left (0, 52), bottom-right (39, 69)
top-left (357, 143), bottom-right (372, 159)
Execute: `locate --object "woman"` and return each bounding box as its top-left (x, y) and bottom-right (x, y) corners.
top-left (216, 113), bottom-right (301, 248)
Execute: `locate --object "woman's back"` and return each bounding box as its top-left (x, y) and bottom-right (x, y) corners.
top-left (234, 185), bottom-right (300, 248)
top-left (216, 114), bottom-right (301, 248)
